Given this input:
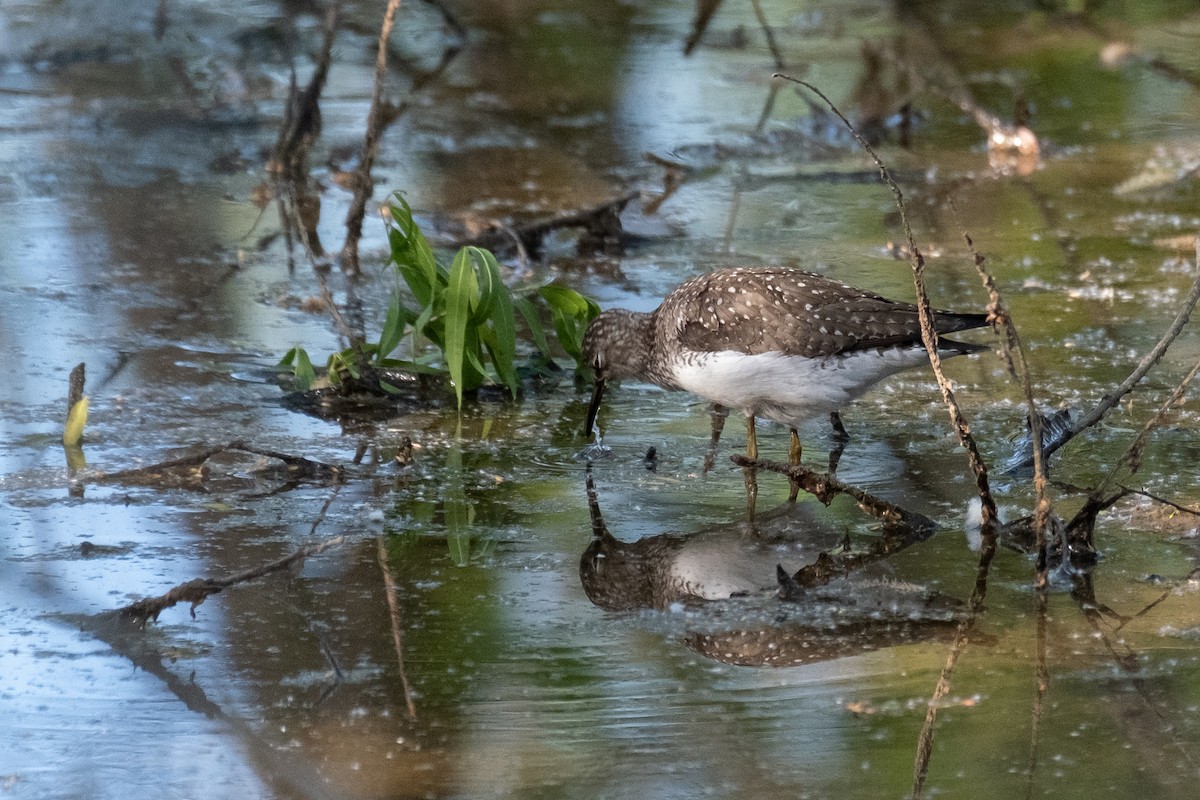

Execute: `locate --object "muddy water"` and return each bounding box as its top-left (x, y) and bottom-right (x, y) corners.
top-left (3, 1), bottom-right (1200, 798)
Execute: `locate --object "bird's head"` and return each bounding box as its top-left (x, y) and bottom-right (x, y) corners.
top-left (581, 309), bottom-right (653, 438)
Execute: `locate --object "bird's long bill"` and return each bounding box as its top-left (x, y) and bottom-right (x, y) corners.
top-left (585, 378), bottom-right (606, 440)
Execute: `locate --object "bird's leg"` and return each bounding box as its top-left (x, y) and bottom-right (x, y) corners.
top-left (745, 414), bottom-right (758, 461)
top-left (788, 428), bottom-right (802, 466)
top-left (743, 464), bottom-right (758, 519)
top-left (703, 404), bottom-right (729, 474)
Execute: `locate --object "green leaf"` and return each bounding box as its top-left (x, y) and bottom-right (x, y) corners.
top-left (540, 284), bottom-right (600, 364)
top-left (514, 297), bottom-right (552, 355)
top-left (467, 247), bottom-right (497, 327)
top-left (459, 325), bottom-right (489, 391)
top-left (376, 295), bottom-right (410, 362)
top-left (445, 248), bottom-right (479, 408)
top-left (280, 347), bottom-right (317, 391)
top-left (472, 248), bottom-right (519, 398)
top-left (387, 193), bottom-right (443, 307)
top-left (63, 396), bottom-right (89, 447)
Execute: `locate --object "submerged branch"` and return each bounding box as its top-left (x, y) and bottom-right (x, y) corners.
top-left (118, 484), bottom-right (346, 625)
top-left (95, 441), bottom-right (343, 488)
top-left (731, 455), bottom-right (937, 533)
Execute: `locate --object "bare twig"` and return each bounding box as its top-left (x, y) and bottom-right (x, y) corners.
top-left (955, 214), bottom-right (1052, 584)
top-left (377, 536), bottom-right (418, 719)
top-left (1038, 236), bottom-right (1200, 463)
top-left (774, 73), bottom-right (998, 530)
top-left (341, 0), bottom-right (404, 276)
top-left (1107, 354), bottom-right (1200, 482)
top-left (458, 192), bottom-right (638, 257)
top-left (97, 441), bottom-right (342, 486)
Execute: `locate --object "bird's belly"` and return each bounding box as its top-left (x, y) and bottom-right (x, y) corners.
top-left (669, 348), bottom-right (932, 426)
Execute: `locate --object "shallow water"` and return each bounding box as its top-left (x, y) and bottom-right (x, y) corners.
top-left (2, 1), bottom-right (1200, 798)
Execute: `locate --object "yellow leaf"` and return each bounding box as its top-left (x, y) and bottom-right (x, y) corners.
top-left (63, 396), bottom-right (89, 446)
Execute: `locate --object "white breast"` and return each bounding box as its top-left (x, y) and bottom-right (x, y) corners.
top-left (668, 347), bottom-right (933, 427)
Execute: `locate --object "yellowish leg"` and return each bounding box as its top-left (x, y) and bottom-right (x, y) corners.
top-left (789, 428), bottom-right (802, 466)
top-left (745, 414), bottom-right (758, 460)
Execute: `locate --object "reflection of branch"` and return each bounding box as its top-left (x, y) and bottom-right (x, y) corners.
top-left (774, 73), bottom-right (999, 531)
top-left (1025, 591), bottom-right (1049, 799)
top-left (910, 524), bottom-right (997, 799)
top-left (1070, 570), bottom-right (1200, 776)
top-left (683, 0), bottom-right (724, 55)
top-left (1117, 564), bottom-right (1200, 633)
top-left (83, 610), bottom-right (342, 800)
top-left (749, 0), bottom-right (784, 70)
top-left (377, 536), bottom-right (418, 719)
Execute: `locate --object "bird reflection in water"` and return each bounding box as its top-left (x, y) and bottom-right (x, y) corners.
top-left (580, 470), bottom-right (972, 668)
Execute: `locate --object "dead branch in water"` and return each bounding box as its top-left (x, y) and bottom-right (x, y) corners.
top-left (773, 72), bottom-right (999, 532)
top-left (456, 192), bottom-right (639, 258)
top-left (118, 485), bottom-right (346, 626)
top-left (95, 440), bottom-right (343, 488)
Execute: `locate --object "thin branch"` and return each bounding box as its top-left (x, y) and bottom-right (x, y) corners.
top-left (1105, 354), bottom-right (1200, 483)
top-left (1038, 236), bottom-right (1200, 463)
top-left (341, 0), bottom-right (405, 276)
top-left (774, 73), bottom-right (998, 530)
top-left (1024, 590), bottom-right (1050, 799)
top-left (954, 212), bottom-right (1051, 585)
top-left (732, 455), bottom-right (938, 532)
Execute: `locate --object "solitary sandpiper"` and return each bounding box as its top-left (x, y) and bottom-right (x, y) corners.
top-left (582, 266), bottom-right (989, 462)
